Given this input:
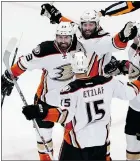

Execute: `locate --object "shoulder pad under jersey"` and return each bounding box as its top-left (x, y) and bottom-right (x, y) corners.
top-left (32, 41), bottom-right (58, 57)
top-left (60, 76), bottom-right (113, 95)
top-left (92, 27), bottom-right (110, 38)
top-left (60, 80), bottom-right (81, 95)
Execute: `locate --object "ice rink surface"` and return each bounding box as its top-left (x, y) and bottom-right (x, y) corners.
top-left (2, 1), bottom-right (140, 160)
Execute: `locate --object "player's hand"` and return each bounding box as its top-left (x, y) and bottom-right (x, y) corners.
top-left (22, 100), bottom-right (49, 120)
top-left (129, 62), bottom-right (140, 80)
top-left (1, 70), bottom-right (16, 96)
top-left (118, 60), bottom-right (129, 75)
top-left (40, 3), bottom-right (62, 24)
top-left (119, 21), bottom-right (138, 42)
top-left (104, 56), bottom-right (121, 76)
top-left (97, 11), bottom-right (103, 17)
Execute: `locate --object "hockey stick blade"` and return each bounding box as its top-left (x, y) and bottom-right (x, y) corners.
top-left (3, 37), bottom-right (18, 71)
top-left (3, 41), bottom-right (28, 106)
top-left (11, 32), bottom-right (23, 66)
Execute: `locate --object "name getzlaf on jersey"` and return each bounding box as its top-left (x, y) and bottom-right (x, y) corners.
top-left (128, 44), bottom-right (140, 111)
top-left (43, 76), bottom-right (139, 148)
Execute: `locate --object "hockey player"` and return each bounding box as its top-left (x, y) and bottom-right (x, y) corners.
top-left (39, 4), bottom-right (138, 160)
top-left (104, 33), bottom-right (140, 160)
top-left (98, 1), bottom-right (140, 17)
top-left (22, 51), bottom-right (140, 160)
top-left (1, 22), bottom-right (84, 161)
top-left (125, 35), bottom-right (140, 160)
top-left (40, 3), bottom-right (138, 77)
top-left (99, 4), bottom-right (140, 158)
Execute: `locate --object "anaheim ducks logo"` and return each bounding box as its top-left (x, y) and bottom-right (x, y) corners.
top-left (52, 63), bottom-right (74, 81)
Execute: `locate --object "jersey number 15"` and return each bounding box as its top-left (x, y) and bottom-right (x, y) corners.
top-left (86, 99), bottom-right (105, 123)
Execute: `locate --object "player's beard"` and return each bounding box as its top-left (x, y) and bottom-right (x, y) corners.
top-left (81, 26), bottom-right (98, 39)
top-left (82, 29), bottom-right (95, 39)
top-left (57, 42), bottom-right (71, 51)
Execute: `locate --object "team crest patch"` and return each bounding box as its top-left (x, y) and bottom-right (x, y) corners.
top-left (61, 85), bottom-right (71, 93)
top-left (98, 30), bottom-right (107, 35)
top-left (33, 45), bottom-right (40, 55)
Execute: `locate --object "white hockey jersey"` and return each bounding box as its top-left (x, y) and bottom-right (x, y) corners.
top-left (11, 39), bottom-right (80, 106)
top-left (11, 35), bottom-right (112, 106)
top-left (72, 23), bottom-right (128, 77)
top-left (44, 76), bottom-right (140, 148)
top-left (128, 43), bottom-right (140, 111)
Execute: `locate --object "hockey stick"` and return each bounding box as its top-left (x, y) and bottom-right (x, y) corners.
top-left (3, 38), bottom-right (53, 160)
top-left (1, 38), bottom-right (18, 107)
top-left (11, 32), bottom-right (23, 66)
top-left (1, 33), bottom-right (23, 108)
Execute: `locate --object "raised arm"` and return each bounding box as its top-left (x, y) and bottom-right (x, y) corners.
top-left (112, 76), bottom-right (140, 100)
top-left (40, 3), bottom-right (73, 24)
top-left (99, 1), bottom-right (140, 17)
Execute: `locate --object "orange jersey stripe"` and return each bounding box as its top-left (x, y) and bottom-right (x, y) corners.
top-left (64, 122), bottom-right (73, 145)
top-left (89, 55), bottom-right (99, 77)
top-left (60, 16), bottom-right (72, 22)
top-left (111, 2), bottom-right (135, 16)
top-left (43, 108), bottom-right (60, 122)
top-left (132, 80), bottom-right (140, 91)
top-left (113, 34), bottom-right (127, 49)
top-left (36, 71), bottom-right (47, 98)
top-left (64, 129), bottom-right (72, 145)
top-left (11, 63), bottom-right (25, 77)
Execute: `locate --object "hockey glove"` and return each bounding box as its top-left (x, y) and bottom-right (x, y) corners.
top-left (129, 62), bottom-right (140, 80)
top-left (22, 100), bottom-right (50, 120)
top-left (40, 3), bottom-right (62, 24)
top-left (104, 56), bottom-right (121, 76)
top-left (119, 22), bottom-right (138, 42)
top-left (118, 60), bottom-right (129, 75)
top-left (1, 70), bottom-right (17, 96)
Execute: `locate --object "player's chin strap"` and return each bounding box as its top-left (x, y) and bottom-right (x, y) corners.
top-left (54, 40), bottom-right (72, 57)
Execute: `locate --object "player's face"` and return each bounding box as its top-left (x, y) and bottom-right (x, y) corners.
top-left (81, 22), bottom-right (96, 39)
top-left (56, 35), bottom-right (72, 51)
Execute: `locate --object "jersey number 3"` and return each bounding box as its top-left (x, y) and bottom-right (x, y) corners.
top-left (86, 100), bottom-right (105, 123)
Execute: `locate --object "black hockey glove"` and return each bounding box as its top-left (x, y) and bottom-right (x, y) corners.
top-left (40, 3), bottom-right (62, 24)
top-left (118, 60), bottom-right (129, 75)
top-left (104, 56), bottom-right (120, 76)
top-left (1, 70), bottom-right (17, 96)
top-left (119, 21), bottom-right (138, 42)
top-left (22, 100), bottom-right (51, 120)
